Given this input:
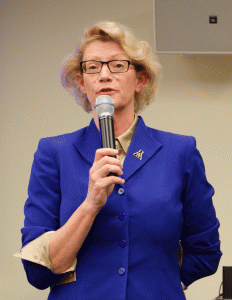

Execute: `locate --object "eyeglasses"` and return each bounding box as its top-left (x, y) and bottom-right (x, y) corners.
top-left (80, 60), bottom-right (134, 74)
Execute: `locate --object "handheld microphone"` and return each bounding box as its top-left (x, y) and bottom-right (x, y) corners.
top-left (95, 95), bottom-right (118, 177)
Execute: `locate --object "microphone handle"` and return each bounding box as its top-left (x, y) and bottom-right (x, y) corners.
top-left (99, 116), bottom-right (118, 177)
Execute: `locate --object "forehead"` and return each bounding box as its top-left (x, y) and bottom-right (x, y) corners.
top-left (83, 40), bottom-right (129, 60)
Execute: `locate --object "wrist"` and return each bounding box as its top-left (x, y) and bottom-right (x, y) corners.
top-left (82, 200), bottom-right (102, 217)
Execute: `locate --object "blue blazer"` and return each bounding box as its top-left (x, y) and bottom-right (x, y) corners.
top-left (21, 116), bottom-right (222, 299)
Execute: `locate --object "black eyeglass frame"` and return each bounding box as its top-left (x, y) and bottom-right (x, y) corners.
top-left (80, 60), bottom-right (135, 74)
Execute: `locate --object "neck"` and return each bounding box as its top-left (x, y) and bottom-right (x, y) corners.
top-left (93, 109), bottom-right (135, 138)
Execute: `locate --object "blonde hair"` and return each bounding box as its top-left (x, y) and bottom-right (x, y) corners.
top-left (60, 21), bottom-right (162, 114)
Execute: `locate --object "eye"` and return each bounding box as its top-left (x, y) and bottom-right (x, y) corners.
top-left (115, 63), bottom-right (124, 68)
top-left (88, 63), bottom-right (98, 69)
top-left (89, 65), bottom-right (97, 69)
top-left (86, 62), bottom-right (99, 70)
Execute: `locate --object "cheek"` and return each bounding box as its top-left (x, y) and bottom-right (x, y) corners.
top-left (85, 83), bottom-right (97, 108)
top-left (84, 79), bottom-right (94, 96)
top-left (85, 81), bottom-right (92, 92)
top-left (125, 77), bottom-right (138, 95)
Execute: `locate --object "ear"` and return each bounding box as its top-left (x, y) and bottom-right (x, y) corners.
top-left (135, 72), bottom-right (148, 93)
top-left (76, 74), bottom-right (87, 95)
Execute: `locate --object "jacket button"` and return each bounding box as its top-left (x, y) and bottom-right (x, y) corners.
top-left (118, 268), bottom-right (125, 276)
top-left (118, 188), bottom-right (124, 195)
top-left (120, 240), bottom-right (126, 248)
top-left (119, 213), bottom-right (126, 221)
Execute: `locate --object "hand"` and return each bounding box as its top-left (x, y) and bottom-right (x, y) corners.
top-left (85, 148), bottom-right (125, 212)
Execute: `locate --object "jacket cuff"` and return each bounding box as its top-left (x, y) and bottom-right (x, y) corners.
top-left (13, 231), bottom-right (77, 274)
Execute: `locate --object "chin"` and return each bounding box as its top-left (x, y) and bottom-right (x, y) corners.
top-left (114, 103), bottom-right (126, 111)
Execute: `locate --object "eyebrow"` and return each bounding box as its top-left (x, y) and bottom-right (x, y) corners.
top-left (84, 53), bottom-right (128, 61)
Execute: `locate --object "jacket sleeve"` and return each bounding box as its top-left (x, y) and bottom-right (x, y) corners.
top-left (180, 137), bottom-right (222, 287)
top-left (14, 232), bottom-right (77, 288)
top-left (20, 138), bottom-right (76, 289)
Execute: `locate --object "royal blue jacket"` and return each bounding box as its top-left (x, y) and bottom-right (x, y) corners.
top-left (21, 116), bottom-right (222, 299)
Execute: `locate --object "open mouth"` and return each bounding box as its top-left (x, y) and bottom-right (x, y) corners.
top-left (99, 88), bottom-right (115, 93)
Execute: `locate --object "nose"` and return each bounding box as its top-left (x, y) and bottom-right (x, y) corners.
top-left (99, 63), bottom-right (113, 82)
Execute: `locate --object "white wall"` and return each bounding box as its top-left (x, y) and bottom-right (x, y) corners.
top-left (1, 1), bottom-right (231, 299)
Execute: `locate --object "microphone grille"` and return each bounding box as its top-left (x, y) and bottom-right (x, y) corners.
top-left (95, 95), bottom-right (115, 117)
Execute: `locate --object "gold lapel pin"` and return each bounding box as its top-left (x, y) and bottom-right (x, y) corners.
top-left (133, 150), bottom-right (144, 160)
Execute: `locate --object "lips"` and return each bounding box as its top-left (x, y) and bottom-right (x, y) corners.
top-left (98, 88), bottom-right (116, 93)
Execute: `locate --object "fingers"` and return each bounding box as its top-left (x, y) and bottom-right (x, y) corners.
top-left (91, 148), bottom-right (124, 181)
top-left (86, 149), bottom-right (125, 210)
top-left (98, 173), bottom-right (125, 186)
top-left (116, 154), bottom-right (121, 162)
top-left (94, 149), bottom-right (122, 168)
top-left (94, 148), bottom-right (119, 163)
top-left (90, 160), bottom-right (123, 181)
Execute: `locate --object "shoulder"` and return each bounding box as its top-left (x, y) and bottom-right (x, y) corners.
top-left (141, 122), bottom-right (199, 162)
top-left (37, 126), bottom-right (88, 149)
top-left (138, 116), bottom-right (196, 148)
top-left (144, 126), bottom-right (201, 173)
top-left (146, 125), bottom-right (196, 149)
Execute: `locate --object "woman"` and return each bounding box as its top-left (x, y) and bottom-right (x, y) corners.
top-left (14, 21), bottom-right (222, 299)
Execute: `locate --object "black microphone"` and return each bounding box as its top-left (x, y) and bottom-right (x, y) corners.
top-left (95, 95), bottom-right (118, 177)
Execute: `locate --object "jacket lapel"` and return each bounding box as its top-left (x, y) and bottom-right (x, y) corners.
top-left (72, 118), bottom-right (102, 166)
top-left (73, 116), bottom-right (163, 181)
top-left (122, 116), bottom-right (163, 181)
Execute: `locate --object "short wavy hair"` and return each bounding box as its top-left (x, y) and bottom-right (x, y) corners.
top-left (60, 21), bottom-right (162, 114)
